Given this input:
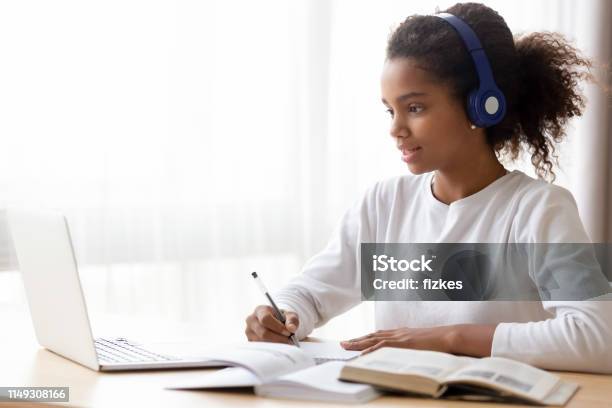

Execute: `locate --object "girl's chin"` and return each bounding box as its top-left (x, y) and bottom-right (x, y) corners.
top-left (405, 164), bottom-right (432, 175)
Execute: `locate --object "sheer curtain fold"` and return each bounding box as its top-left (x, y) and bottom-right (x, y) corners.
top-left (0, 1), bottom-right (609, 327)
top-left (570, 0), bottom-right (612, 244)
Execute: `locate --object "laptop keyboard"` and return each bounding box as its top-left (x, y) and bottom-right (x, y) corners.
top-left (95, 337), bottom-right (180, 364)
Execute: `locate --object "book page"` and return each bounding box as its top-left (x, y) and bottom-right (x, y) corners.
top-left (542, 381), bottom-right (579, 406)
top-left (348, 348), bottom-right (476, 382)
top-left (446, 357), bottom-right (559, 401)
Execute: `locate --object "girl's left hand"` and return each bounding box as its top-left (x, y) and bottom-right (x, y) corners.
top-left (340, 326), bottom-right (457, 355)
top-left (341, 324), bottom-right (497, 357)
top-left (340, 326), bottom-right (462, 354)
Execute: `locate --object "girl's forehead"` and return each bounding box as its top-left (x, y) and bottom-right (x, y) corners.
top-left (381, 58), bottom-right (449, 101)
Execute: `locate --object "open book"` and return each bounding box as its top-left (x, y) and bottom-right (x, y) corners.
top-left (339, 348), bottom-right (579, 406)
top-left (168, 342), bottom-right (380, 404)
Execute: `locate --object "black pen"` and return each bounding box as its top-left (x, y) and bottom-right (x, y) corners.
top-left (251, 271), bottom-right (300, 347)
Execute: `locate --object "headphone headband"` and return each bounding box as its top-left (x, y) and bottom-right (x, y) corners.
top-left (434, 12), bottom-right (506, 127)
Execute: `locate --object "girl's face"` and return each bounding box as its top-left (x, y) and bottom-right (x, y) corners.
top-left (381, 57), bottom-right (478, 174)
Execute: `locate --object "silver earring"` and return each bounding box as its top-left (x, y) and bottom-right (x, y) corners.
top-left (470, 124), bottom-right (477, 130)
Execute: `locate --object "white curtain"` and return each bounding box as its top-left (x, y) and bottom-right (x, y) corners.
top-left (0, 0), bottom-right (608, 337)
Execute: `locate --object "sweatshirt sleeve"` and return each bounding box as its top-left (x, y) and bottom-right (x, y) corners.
top-left (491, 184), bottom-right (612, 373)
top-left (273, 182), bottom-right (380, 340)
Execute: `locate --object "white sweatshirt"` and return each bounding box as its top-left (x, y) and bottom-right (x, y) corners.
top-left (275, 170), bottom-right (612, 373)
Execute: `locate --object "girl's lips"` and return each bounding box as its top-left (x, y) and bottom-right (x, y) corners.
top-left (401, 146), bottom-right (422, 163)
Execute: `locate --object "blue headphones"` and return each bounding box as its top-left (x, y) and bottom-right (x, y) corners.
top-left (435, 13), bottom-right (506, 128)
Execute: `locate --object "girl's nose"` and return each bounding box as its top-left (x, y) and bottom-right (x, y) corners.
top-left (390, 119), bottom-right (408, 139)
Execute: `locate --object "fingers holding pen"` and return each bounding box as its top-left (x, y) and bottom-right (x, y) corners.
top-left (245, 305), bottom-right (298, 344)
top-left (256, 306), bottom-right (291, 336)
top-left (284, 311), bottom-right (299, 334)
top-left (249, 272), bottom-right (301, 344)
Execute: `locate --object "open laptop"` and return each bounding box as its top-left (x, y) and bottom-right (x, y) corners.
top-left (7, 208), bottom-right (223, 371)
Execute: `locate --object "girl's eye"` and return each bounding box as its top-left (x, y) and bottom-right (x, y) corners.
top-left (408, 104), bottom-right (424, 113)
top-left (385, 105), bottom-right (423, 117)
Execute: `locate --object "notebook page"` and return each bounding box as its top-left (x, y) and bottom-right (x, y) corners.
top-left (170, 367), bottom-right (262, 389)
top-left (196, 342), bottom-right (314, 381)
top-left (256, 361), bottom-right (381, 403)
top-left (299, 342), bottom-right (361, 363)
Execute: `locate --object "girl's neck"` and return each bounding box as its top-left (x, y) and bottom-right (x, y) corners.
top-left (431, 153), bottom-right (507, 205)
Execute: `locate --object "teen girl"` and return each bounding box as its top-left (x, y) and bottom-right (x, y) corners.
top-left (245, 2), bottom-right (612, 373)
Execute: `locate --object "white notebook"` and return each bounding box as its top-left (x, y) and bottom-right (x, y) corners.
top-left (256, 361), bottom-right (379, 404)
top-left (168, 342), bottom-right (380, 404)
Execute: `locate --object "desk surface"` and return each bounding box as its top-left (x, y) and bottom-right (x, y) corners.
top-left (1, 309), bottom-right (611, 408)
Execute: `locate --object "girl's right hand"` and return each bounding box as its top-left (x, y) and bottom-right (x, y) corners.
top-left (244, 305), bottom-right (299, 344)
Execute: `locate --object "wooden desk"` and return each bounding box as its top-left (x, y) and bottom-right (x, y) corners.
top-left (1, 310), bottom-right (610, 408)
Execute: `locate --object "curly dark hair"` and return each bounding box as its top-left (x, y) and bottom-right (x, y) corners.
top-left (386, 2), bottom-right (594, 182)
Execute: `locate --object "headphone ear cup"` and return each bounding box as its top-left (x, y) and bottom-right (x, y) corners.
top-left (467, 88), bottom-right (506, 128)
top-left (484, 89), bottom-right (506, 126)
top-left (466, 89), bottom-right (483, 128)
